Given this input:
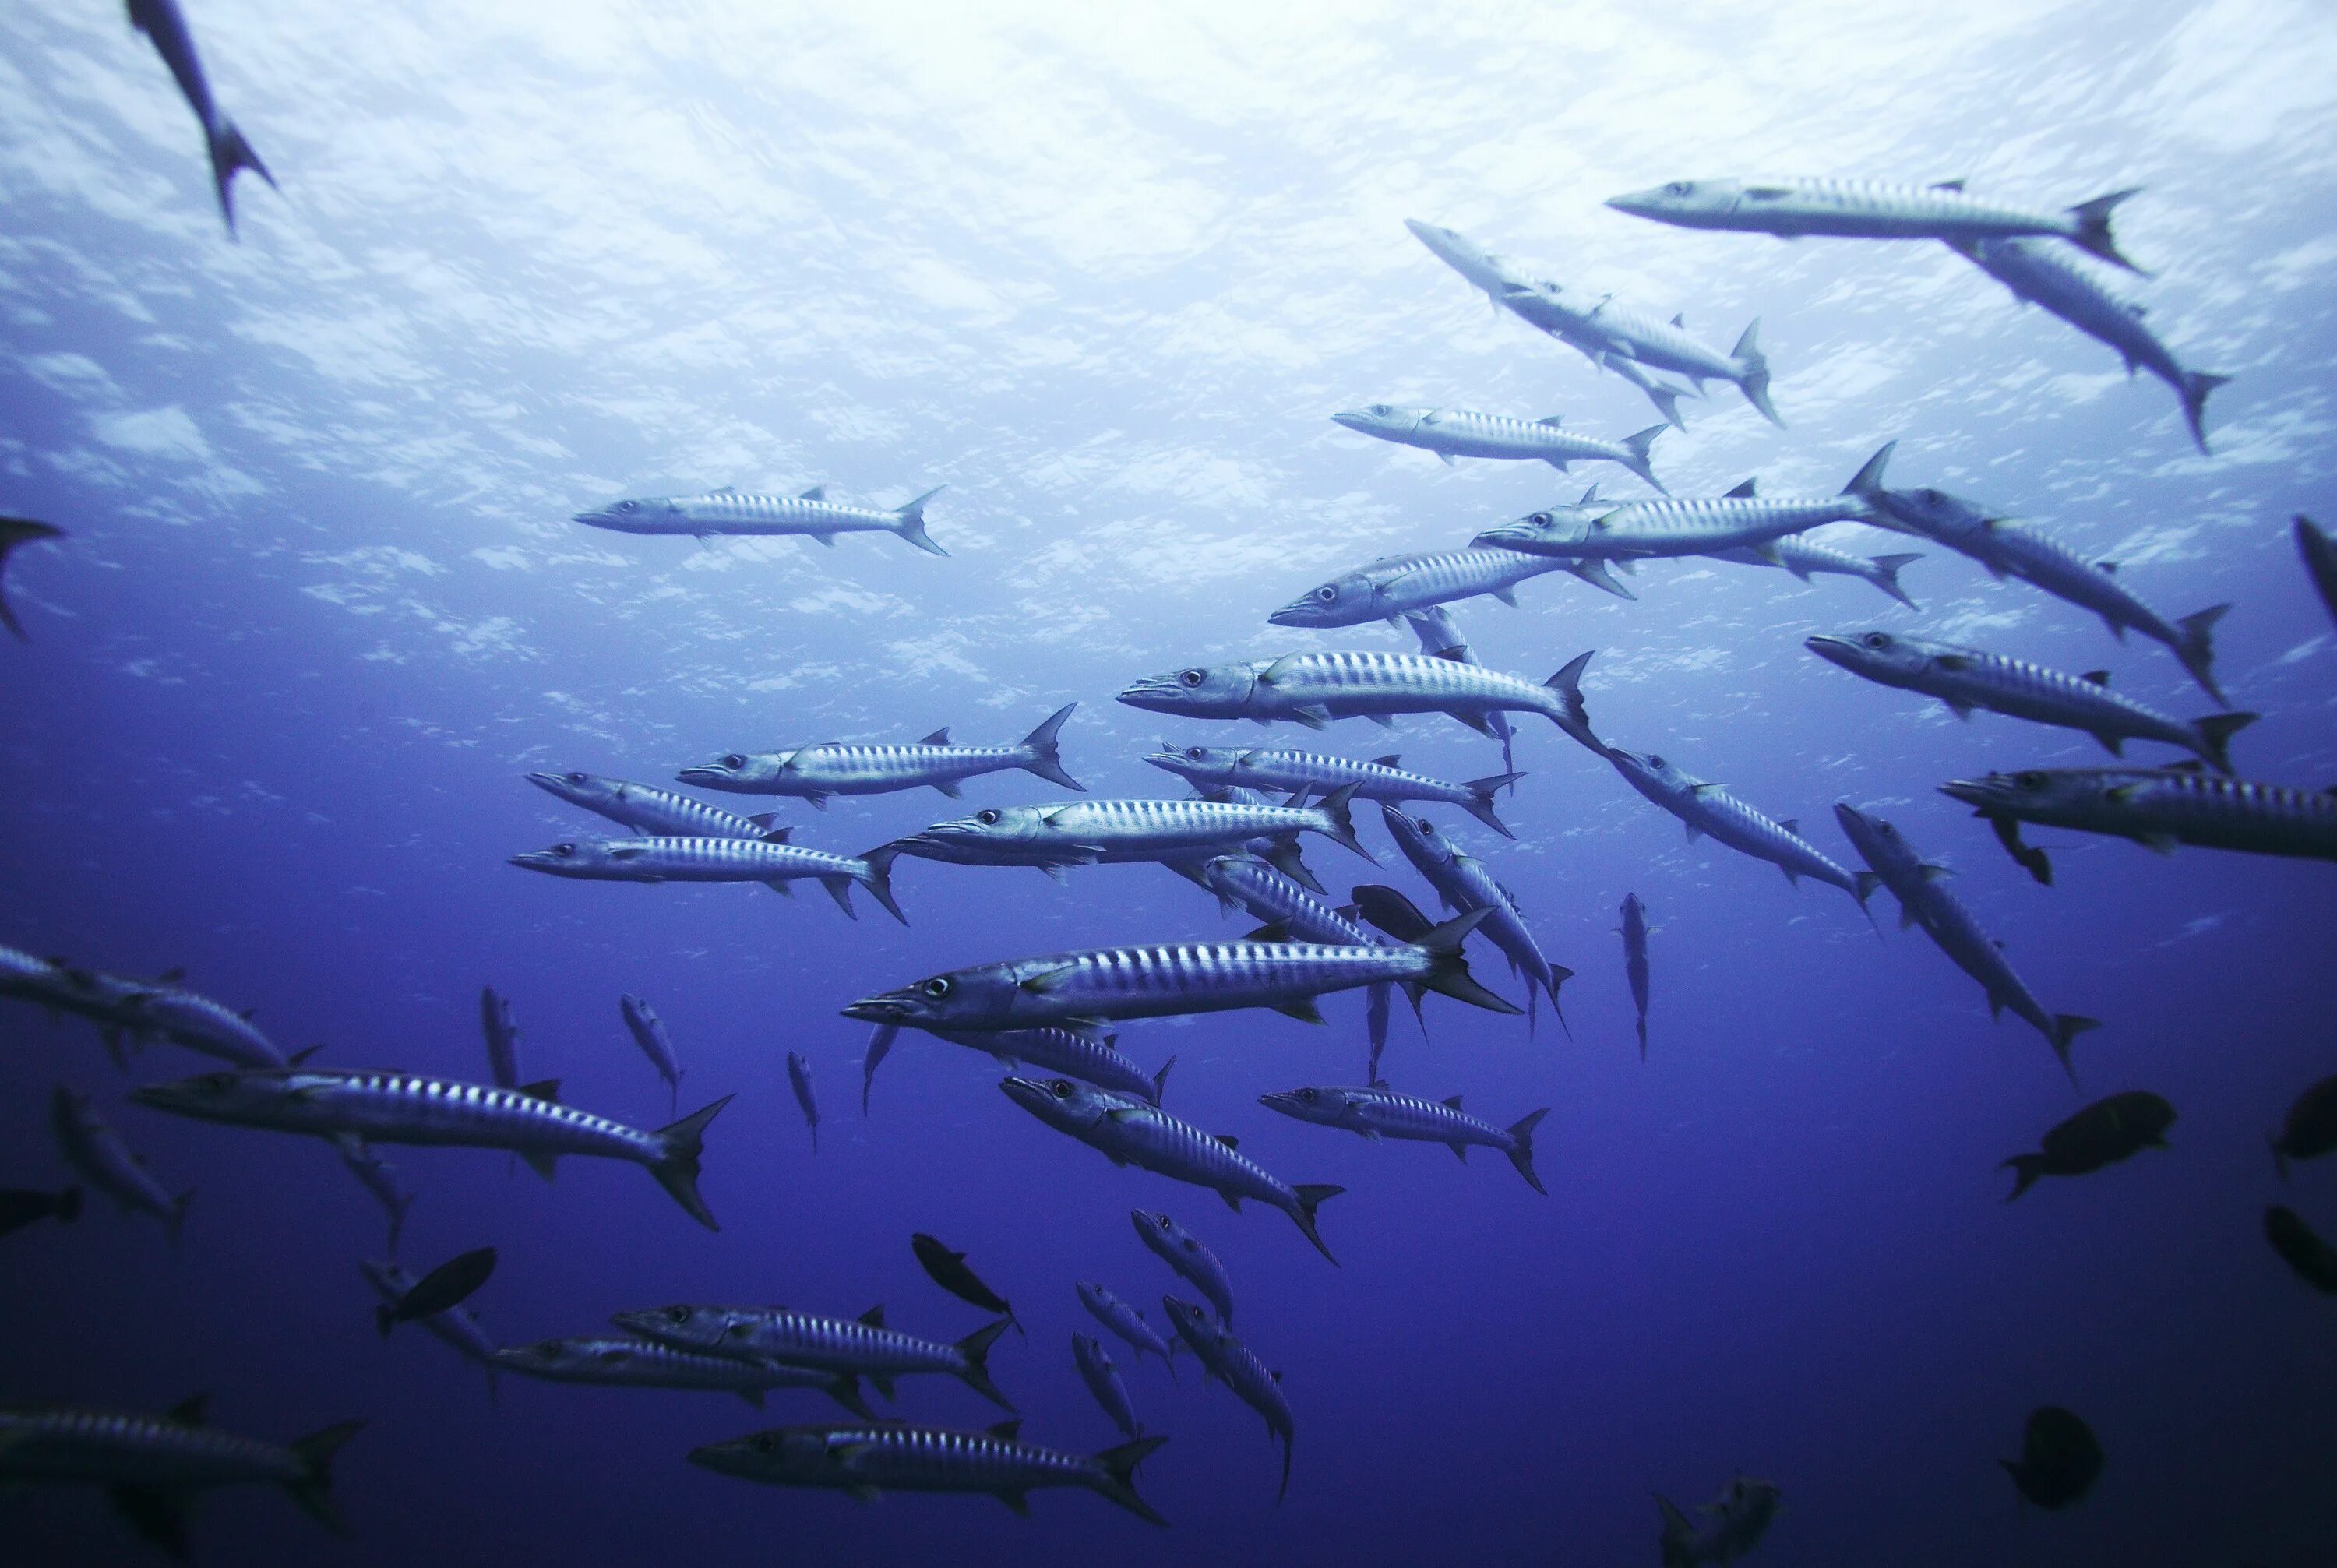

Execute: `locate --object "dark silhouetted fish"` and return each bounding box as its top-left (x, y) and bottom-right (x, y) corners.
top-left (1131, 1209), bottom-right (1234, 1325)
top-left (2263, 1206), bottom-right (2337, 1294)
top-left (1076, 1281), bottom-right (1178, 1377)
top-left (2002, 1092), bottom-right (2173, 1200)
top-left (2001, 1404), bottom-right (2103, 1508)
top-left (2299, 516), bottom-right (2337, 629)
top-left (0, 1185), bottom-right (81, 1239)
top-left (619, 994), bottom-right (682, 1114)
top-left (1071, 1332), bottom-right (1141, 1439)
top-left (1658, 1474), bottom-right (1782, 1566)
top-left (125, 0), bottom-right (277, 234)
top-left (479, 986), bottom-right (520, 1088)
top-left (1620, 893), bottom-right (1651, 1059)
top-left (2271, 1073), bottom-right (2337, 1179)
top-left (911, 1232), bottom-right (1019, 1333)
top-left (0, 518), bottom-right (62, 640)
top-left (1164, 1295), bottom-right (1296, 1501)
top-left (618, 1302), bottom-right (1011, 1411)
top-left (376, 1246), bottom-right (496, 1338)
top-left (1941, 766), bottom-right (2337, 872)
top-left (53, 1084), bottom-right (191, 1237)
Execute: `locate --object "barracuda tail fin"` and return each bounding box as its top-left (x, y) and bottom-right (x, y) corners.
top-left (1289, 1182), bottom-right (1343, 1264)
top-left (208, 120), bottom-right (277, 238)
top-left (1092, 1434), bottom-right (1171, 1526)
top-left (1621, 424), bottom-right (1669, 493)
top-left (1544, 650), bottom-right (1599, 750)
top-left (2001, 1153), bottom-right (2049, 1201)
top-left (2180, 370), bottom-right (2229, 454)
top-left (282, 1419), bottom-right (363, 1536)
top-left (2191, 710), bottom-right (2257, 774)
top-left (2068, 188), bottom-right (2145, 273)
top-left (1658, 1494), bottom-right (1700, 1568)
top-left (1260, 839), bottom-right (1324, 895)
top-left (2050, 1015), bottom-right (2101, 1087)
top-left (818, 876), bottom-right (858, 919)
top-left (1020, 702), bottom-right (1084, 790)
top-left (855, 845), bottom-right (907, 925)
top-left (2173, 604), bottom-right (2231, 706)
top-left (1313, 784), bottom-right (1374, 862)
top-left (1868, 552), bottom-right (1923, 608)
top-left (1643, 380), bottom-right (1687, 432)
top-left (1461, 772), bottom-right (1525, 837)
top-left (1417, 907), bottom-right (1522, 1015)
top-left (0, 517), bottom-right (62, 641)
top-left (1732, 320), bottom-right (1782, 426)
top-left (893, 486), bottom-right (949, 556)
top-left (955, 1318), bottom-right (1016, 1410)
top-left (1506, 1108), bottom-right (1550, 1195)
top-left (650, 1095), bottom-right (734, 1231)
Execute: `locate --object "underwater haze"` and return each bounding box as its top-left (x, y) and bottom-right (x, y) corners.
top-left (3, 0), bottom-right (2336, 1563)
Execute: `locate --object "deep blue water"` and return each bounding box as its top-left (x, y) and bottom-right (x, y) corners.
top-left (3, 2), bottom-right (2336, 1563)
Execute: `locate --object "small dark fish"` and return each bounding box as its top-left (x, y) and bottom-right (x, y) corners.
top-left (786, 1051), bottom-right (819, 1153)
top-left (2265, 1206), bottom-right (2337, 1294)
top-left (0, 1186), bottom-right (82, 1239)
top-left (1620, 893), bottom-right (1651, 1059)
top-left (480, 985), bottom-right (520, 1088)
top-left (376, 1246), bottom-right (496, 1337)
top-left (2270, 1073), bottom-right (2337, 1178)
top-left (0, 519), bottom-right (62, 642)
top-left (2002, 1091), bottom-right (2173, 1200)
top-left (1658, 1474), bottom-right (1782, 1567)
top-left (2298, 516), bottom-right (2337, 631)
top-left (911, 1232), bottom-right (1020, 1334)
top-left (2001, 1405), bottom-right (2103, 1510)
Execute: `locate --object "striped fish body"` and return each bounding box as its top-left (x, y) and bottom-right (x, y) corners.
top-left (490, 1337), bottom-right (845, 1400)
top-left (924, 798), bottom-right (1352, 865)
top-left (1072, 1334), bottom-right (1141, 1439)
top-left (1607, 751), bottom-right (1864, 897)
top-left (627, 1305), bottom-right (971, 1381)
top-left (1201, 856), bottom-right (1375, 945)
top-left (619, 996), bottom-right (682, 1094)
top-left (1577, 495), bottom-right (1872, 558)
top-left (1348, 406), bottom-right (1651, 469)
top-left (124, 985), bottom-right (282, 1068)
top-left (51, 1087), bottom-right (183, 1226)
top-left (1610, 178), bottom-right (2140, 266)
top-left (1567, 298), bottom-right (1745, 384)
top-left (1620, 895), bottom-right (1651, 1053)
top-left (1273, 548), bottom-right (1565, 628)
top-left (1280, 1084), bottom-right (1521, 1154)
top-left (1162, 1298), bottom-right (1295, 1494)
top-left (360, 1260), bottom-right (496, 1365)
top-left (957, 942), bottom-right (1425, 1029)
top-left (0, 1407), bottom-right (308, 1489)
top-left (1132, 1210), bottom-right (1235, 1323)
top-left (1380, 808), bottom-right (1554, 996)
top-left (514, 835), bottom-right (868, 886)
top-left (1942, 769), bottom-right (2337, 862)
top-left (1077, 1282), bottom-right (1176, 1365)
top-left (1955, 238), bottom-right (2199, 407)
top-left (1211, 651), bottom-right (1585, 738)
top-left (690, 742), bottom-right (1035, 799)
top-left (1150, 746), bottom-right (1505, 817)
top-left (601, 490), bottom-right (903, 538)
top-left (336, 1138), bottom-right (415, 1253)
top-left (1014, 1083), bottom-right (1302, 1213)
top-left (134, 1069), bottom-right (663, 1163)
top-left (926, 1026), bottom-right (1166, 1102)
top-left (1, 946), bottom-right (153, 1033)
top-left (1715, 535), bottom-right (1918, 601)
top-left (689, 1421), bottom-right (1154, 1517)
top-left (527, 772), bottom-right (770, 838)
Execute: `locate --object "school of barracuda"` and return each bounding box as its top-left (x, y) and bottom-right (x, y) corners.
top-left (2, 8), bottom-right (2335, 1561)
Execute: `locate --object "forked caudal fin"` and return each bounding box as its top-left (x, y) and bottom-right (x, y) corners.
top-left (2067, 188), bottom-right (2145, 273)
top-left (1312, 784), bottom-right (1374, 861)
top-left (1460, 772), bottom-right (1525, 838)
top-left (208, 120), bottom-right (277, 238)
top-left (1543, 650), bottom-right (1599, 750)
top-left (2000, 1152), bottom-right (2050, 1202)
top-left (955, 1317), bottom-right (1017, 1409)
top-left (1656, 1494), bottom-right (1700, 1568)
top-left (1416, 907), bottom-right (1522, 1015)
top-left (893, 485), bottom-right (950, 556)
top-left (1288, 1182), bottom-right (1343, 1265)
top-left (650, 1094), bottom-right (734, 1231)
top-left (1621, 424), bottom-right (1670, 494)
top-left (1731, 319), bottom-right (1782, 426)
top-left (854, 845), bottom-right (908, 925)
top-left (2191, 710), bottom-right (2256, 775)
top-left (1020, 702), bottom-right (1084, 790)
top-left (1506, 1108), bottom-right (1550, 1196)
top-left (1868, 552), bottom-right (1923, 608)
top-left (1090, 1434), bottom-right (1172, 1526)
top-left (2173, 604), bottom-right (2231, 706)
top-left (2050, 1015), bottom-right (2101, 1087)
top-left (283, 1419), bottom-right (364, 1536)
top-left (2180, 370), bottom-right (2229, 456)
top-left (0, 516), bottom-right (64, 642)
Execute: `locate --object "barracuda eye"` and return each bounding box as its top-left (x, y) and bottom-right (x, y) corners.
top-left (1370, 403), bottom-right (1391, 415)
top-left (1186, 747), bottom-right (1204, 761)
top-left (1880, 823), bottom-right (1898, 838)
top-left (1049, 1079), bottom-right (1073, 1098)
top-left (922, 977), bottom-right (953, 999)
top-left (1178, 669), bottom-right (1205, 688)
top-left (1156, 1214), bottom-right (1172, 1231)
top-left (1647, 755), bottom-right (1666, 770)
top-left (721, 754), bottom-right (746, 770)
top-left (1415, 817), bottom-right (1433, 836)
top-left (552, 843), bottom-right (576, 857)
top-left (616, 500), bottom-right (638, 513)
top-left (566, 770), bottom-right (587, 784)
top-left (1665, 181), bottom-right (1692, 197)
top-left (1299, 1087), bottom-right (1319, 1104)
top-left (665, 1306), bottom-right (689, 1325)
top-left (2015, 770), bottom-right (2047, 789)
top-left (754, 1434), bottom-right (778, 1454)
top-left (976, 809), bottom-right (999, 826)
top-left (1529, 512), bottom-right (1551, 527)
top-left (1862, 632), bottom-right (1890, 650)
top-left (1314, 585), bottom-right (1337, 603)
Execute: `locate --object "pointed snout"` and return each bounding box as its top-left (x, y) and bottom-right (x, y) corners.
top-left (675, 765), bottom-right (728, 785)
top-left (1330, 410), bottom-right (1373, 434)
top-left (1604, 190), bottom-right (1660, 218)
top-left (1257, 1091), bottom-right (1306, 1116)
top-left (1803, 634), bottom-right (1862, 669)
top-left (998, 1076), bottom-right (1053, 1114)
top-left (1936, 778), bottom-right (1997, 809)
top-left (841, 993), bottom-right (915, 1024)
top-left (507, 851), bottom-right (561, 872)
top-left (1118, 676), bottom-right (1184, 709)
top-left (1142, 750), bottom-right (1191, 773)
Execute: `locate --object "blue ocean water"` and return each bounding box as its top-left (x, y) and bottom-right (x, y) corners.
top-left (3, 2), bottom-right (2336, 1563)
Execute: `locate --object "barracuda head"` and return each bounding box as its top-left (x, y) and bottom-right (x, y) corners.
top-left (1198, 853), bottom-right (1267, 904)
top-left (1472, 504), bottom-right (1595, 555)
top-left (1872, 483), bottom-right (1996, 545)
top-left (613, 1302), bottom-right (749, 1355)
top-left (1118, 661), bottom-right (1262, 718)
top-left (1804, 629), bottom-right (1940, 683)
top-left (920, 805), bottom-right (1052, 853)
top-left (1259, 1084), bottom-right (1365, 1131)
top-left (1143, 742), bottom-right (1244, 788)
top-left (1402, 219), bottom-right (1507, 288)
top-left (1271, 567), bottom-right (1385, 629)
top-left (573, 495), bottom-right (683, 533)
top-left (1831, 801), bottom-right (1919, 877)
top-left (1939, 768), bottom-right (2103, 818)
top-left (128, 1068), bottom-right (301, 1124)
top-left (1377, 802), bottom-right (1458, 875)
top-left (1602, 747), bottom-right (1697, 803)
top-left (1160, 1294), bottom-right (1221, 1350)
top-left (525, 770), bottom-right (629, 814)
top-left (844, 962), bottom-right (1022, 1029)
top-left (1331, 403), bottom-right (1428, 441)
top-left (1605, 178), bottom-right (1744, 224)
top-left (999, 1074), bottom-right (1124, 1136)
top-left (507, 839), bottom-right (627, 877)
top-left (1130, 1208), bottom-right (1199, 1253)
top-left (677, 750), bottom-right (789, 791)
top-left (687, 1425), bottom-right (837, 1484)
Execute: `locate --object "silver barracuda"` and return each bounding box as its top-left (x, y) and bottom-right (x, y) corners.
top-left (1952, 237), bottom-right (2227, 453)
top-left (1119, 648), bottom-right (1599, 752)
top-left (1149, 745), bottom-right (1521, 838)
top-left (0, 1397), bottom-right (356, 1556)
top-left (679, 704), bottom-right (1080, 804)
top-left (527, 770), bottom-right (776, 839)
top-left (127, 0), bottom-right (275, 234)
top-left (1377, 809), bottom-right (1570, 1035)
top-left (334, 1136), bottom-right (415, 1255)
top-left (1071, 1333), bottom-right (1142, 1439)
top-left (1940, 766), bottom-right (2337, 876)
top-left (619, 995), bottom-right (682, 1112)
top-left (52, 1084), bottom-right (192, 1236)
top-left (911, 791), bottom-right (1373, 872)
top-left (1193, 855), bottom-right (1401, 1072)
top-left (128, 1068), bottom-right (732, 1231)
top-left (1847, 443), bottom-right (2230, 704)
top-left (479, 985), bottom-right (520, 1087)
top-left (1493, 280), bottom-right (1779, 425)
top-left (1712, 535), bottom-right (1922, 608)
top-left (2, 950), bottom-right (284, 1071)
top-left (573, 482), bottom-right (948, 555)
top-left (358, 1259), bottom-right (497, 1376)
top-left (1834, 803), bottom-right (2099, 1082)
top-left (1403, 604), bottom-right (1470, 661)
top-left (1268, 547), bottom-right (1574, 629)
top-left (787, 1050), bottom-right (820, 1154)
top-left (1474, 456), bottom-right (1884, 567)
top-left (1607, 177), bottom-right (2144, 271)
top-left (1331, 403), bottom-right (1668, 489)
top-left (1620, 893), bottom-right (1651, 1059)
top-left (615, 1303), bottom-right (1013, 1411)
top-left (2, 948), bottom-right (165, 1068)
top-left (508, 833), bottom-right (904, 924)
top-left (860, 1022), bottom-right (1171, 1114)
top-left (489, 1335), bottom-right (872, 1415)
top-left (1259, 1082), bottom-right (1549, 1195)
top-left (1604, 748), bottom-right (1874, 917)
top-left (1131, 1209), bottom-right (1235, 1324)
top-left (1162, 1295), bottom-right (1299, 1502)
top-left (1807, 630), bottom-right (2255, 772)
top-left (688, 1418), bottom-right (1168, 1526)
top-left (1076, 1281), bottom-right (1179, 1373)
top-left (1002, 1076), bottom-right (1345, 1264)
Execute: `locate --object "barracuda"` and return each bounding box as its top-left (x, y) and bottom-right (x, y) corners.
top-left (128, 0), bottom-right (275, 235)
top-left (1492, 280), bottom-right (1779, 425)
top-left (1132, 1208), bottom-right (1235, 1324)
top-left (1197, 854), bottom-right (1401, 1071)
top-left (489, 1336), bottom-right (872, 1415)
top-left (679, 704), bottom-right (1080, 802)
top-left (1377, 808), bottom-right (1571, 1036)
top-left (860, 1021), bottom-right (1170, 1114)
top-left (1003, 1076), bottom-right (1345, 1263)
top-left (619, 995), bottom-right (682, 1112)
top-left (527, 770), bottom-right (776, 839)
top-left (335, 1136), bottom-right (415, 1255)
top-left (1331, 403), bottom-right (1669, 489)
top-left (1260, 1082), bottom-right (1549, 1194)
top-left (52, 1084), bottom-right (192, 1236)
top-left (1952, 237), bottom-right (2227, 453)
top-left (1163, 1295), bottom-right (1299, 1501)
top-left (0, 1397), bottom-right (357, 1556)
top-left (122, 974), bottom-right (285, 1070)
top-left (689, 1418), bottom-right (1168, 1525)
top-left (1834, 804), bottom-right (2099, 1083)
top-left (1940, 765), bottom-right (2337, 876)
top-left (1, 945), bottom-right (148, 1052)
top-left (128, 1068), bottom-right (732, 1230)
top-left (1268, 546), bottom-right (1574, 629)
top-left (1607, 177), bottom-right (2144, 272)
top-left (1076, 1281), bottom-right (1179, 1373)
top-left (1072, 1332), bottom-right (1143, 1439)
top-left (0, 518), bottom-right (64, 641)
top-left (1119, 648), bottom-right (1599, 752)
top-left (508, 833), bottom-right (904, 924)
top-left (1148, 745), bottom-right (1521, 837)
top-left (615, 1302), bottom-right (1013, 1411)
top-left (479, 985), bottom-right (520, 1087)
top-left (1475, 457), bottom-right (1881, 567)
top-left (1847, 443), bottom-right (2230, 703)
top-left (1620, 893), bottom-right (1651, 1059)
top-left (2300, 516), bottom-right (2337, 630)
top-left (787, 1050), bottom-right (820, 1153)
top-left (1808, 631), bottom-right (2255, 772)
top-left (573, 483), bottom-right (948, 555)
top-left (914, 791), bottom-right (1372, 873)
top-left (1605, 748), bottom-right (1875, 918)
top-left (1713, 535), bottom-right (1922, 608)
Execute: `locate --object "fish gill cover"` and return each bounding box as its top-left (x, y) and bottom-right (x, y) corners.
top-left (0, 2), bottom-right (2335, 1565)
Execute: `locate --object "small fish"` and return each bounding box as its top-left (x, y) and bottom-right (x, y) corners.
top-left (0, 1186), bottom-right (82, 1239)
top-left (1940, 766), bottom-right (2337, 871)
top-left (489, 1336), bottom-right (872, 1415)
top-left (860, 1021), bottom-right (1170, 1113)
top-left (1605, 749), bottom-right (1873, 916)
top-left (1608, 177), bottom-right (2143, 271)
top-left (1620, 894), bottom-right (1651, 1059)
top-left (1657, 1475), bottom-right (1782, 1568)
top-left (375, 1246), bottom-right (495, 1338)
top-left (358, 1260), bottom-right (498, 1377)
top-left (1147, 744), bottom-right (1521, 838)
top-left (2263, 1206), bottom-right (2337, 1294)
top-left (2300, 516), bottom-right (2337, 631)
top-left (114, 969), bottom-right (285, 1069)
top-left (1495, 281), bottom-right (1778, 425)
top-left (508, 834), bottom-right (905, 924)
top-left (1379, 807), bottom-right (1570, 1035)
top-left (1714, 534), bottom-right (1922, 607)
top-left (574, 483), bottom-right (947, 555)
top-left (1075, 1281), bottom-right (1179, 1376)
top-left (125, 0), bottom-right (277, 234)
top-left (1260, 1082), bottom-right (1549, 1194)
top-left (1269, 546), bottom-right (1574, 629)
top-left (479, 985), bottom-right (520, 1088)
top-left (618, 1303), bottom-right (1012, 1410)
top-left (911, 1233), bottom-right (1019, 1332)
top-left (332, 1134), bottom-right (414, 1255)
top-left (0, 518), bottom-right (63, 640)
top-left (2270, 1073), bottom-right (2337, 1179)
top-left (1474, 463), bottom-right (1881, 576)
top-left (129, 1069), bottom-right (731, 1230)
top-left (787, 1051), bottom-right (820, 1154)
top-left (619, 995), bottom-right (682, 1112)
top-left (1130, 1209), bottom-right (1235, 1324)
top-left (0, 1397), bottom-right (356, 1556)
top-left (2001, 1404), bottom-right (2103, 1509)
top-left (679, 704), bottom-right (1081, 805)
top-left (1070, 1332), bottom-right (1142, 1439)
top-left (1163, 1295), bottom-right (1298, 1502)
top-left (2001, 1092), bottom-right (2174, 1200)
top-left (689, 1418), bottom-right (1168, 1525)
top-left (52, 1084), bottom-right (191, 1237)
top-left (526, 770), bottom-right (776, 839)
top-left (1809, 631), bottom-right (2255, 772)
top-left (1332, 403), bottom-right (1669, 488)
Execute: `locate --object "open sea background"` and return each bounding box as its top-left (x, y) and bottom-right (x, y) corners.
top-left (2, 1), bottom-right (2335, 1563)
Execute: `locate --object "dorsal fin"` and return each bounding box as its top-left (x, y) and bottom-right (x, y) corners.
top-left (798, 484), bottom-right (826, 501)
top-left (2166, 760), bottom-right (2207, 773)
top-left (918, 728), bottom-right (952, 746)
top-left (858, 1304), bottom-right (886, 1327)
top-left (712, 484), bottom-right (737, 493)
top-left (1536, 414), bottom-right (1563, 428)
top-left (1930, 178), bottom-right (1966, 192)
top-left (1725, 478), bottom-right (1758, 499)
top-left (1244, 921), bottom-right (1292, 943)
top-left (1215, 1134), bottom-right (1239, 1150)
top-left (518, 1079), bottom-right (561, 1102)
top-left (2096, 559), bottom-right (2119, 575)
top-left (1577, 483), bottom-right (1602, 506)
top-left (166, 1394), bottom-right (207, 1425)
top-left (986, 1418), bottom-right (1022, 1441)
top-left (1669, 312), bottom-right (1684, 328)
top-left (2081, 670), bottom-right (2110, 686)
top-left (759, 827), bottom-right (794, 844)
top-left (1778, 819), bottom-right (1799, 837)
top-left (1371, 754), bottom-right (1401, 767)
top-left (157, 967), bottom-right (186, 984)
top-left (1442, 1094), bottom-right (1463, 1110)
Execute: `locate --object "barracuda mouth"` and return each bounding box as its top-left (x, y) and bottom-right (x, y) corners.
top-left (507, 851), bottom-right (558, 870)
top-left (841, 994), bottom-right (919, 1024)
top-left (1257, 1091), bottom-right (1306, 1115)
top-left (1330, 410), bottom-right (1371, 432)
top-left (1937, 778), bottom-right (2004, 809)
top-left (674, 766), bottom-right (729, 785)
top-left (571, 509), bottom-right (615, 528)
top-left (1601, 746), bottom-right (1648, 770)
top-left (1266, 604), bottom-right (1317, 627)
top-left (1117, 677), bottom-right (1188, 708)
top-left (1141, 750), bottom-right (1194, 772)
